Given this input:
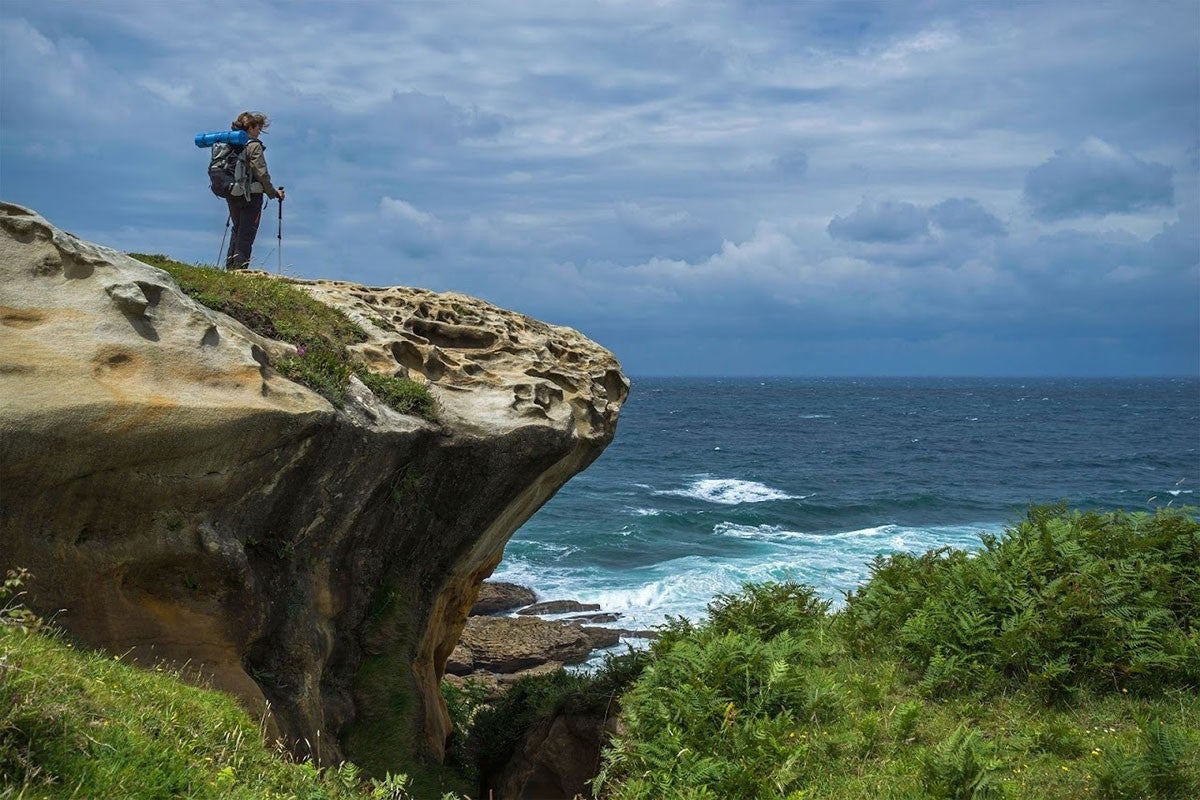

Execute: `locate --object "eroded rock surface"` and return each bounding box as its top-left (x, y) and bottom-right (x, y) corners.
top-left (448, 616), bottom-right (597, 675)
top-left (470, 581), bottom-right (537, 616)
top-left (0, 203), bottom-right (627, 769)
top-left (517, 600), bottom-right (602, 616)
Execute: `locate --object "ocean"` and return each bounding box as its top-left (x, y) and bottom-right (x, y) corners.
top-left (491, 377), bottom-right (1199, 633)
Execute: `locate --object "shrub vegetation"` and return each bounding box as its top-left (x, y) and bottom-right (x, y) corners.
top-left (462, 650), bottom-right (646, 788)
top-left (128, 254), bottom-right (435, 420)
top-left (594, 506), bottom-right (1199, 799)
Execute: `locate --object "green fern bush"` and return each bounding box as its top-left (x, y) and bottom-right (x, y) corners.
top-left (840, 505), bottom-right (1199, 699)
top-left (1094, 720), bottom-right (1195, 799)
top-left (598, 629), bottom-right (836, 799)
top-left (597, 507), bottom-right (1200, 800)
top-left (919, 726), bottom-right (1006, 800)
top-left (706, 581), bottom-right (832, 640)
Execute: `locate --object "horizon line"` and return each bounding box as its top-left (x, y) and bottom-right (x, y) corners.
top-left (623, 374), bottom-right (1200, 380)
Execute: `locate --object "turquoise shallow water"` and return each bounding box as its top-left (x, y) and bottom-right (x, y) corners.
top-left (492, 377), bottom-right (1199, 631)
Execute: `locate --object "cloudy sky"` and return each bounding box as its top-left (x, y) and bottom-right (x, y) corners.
top-left (3, 0), bottom-right (1197, 376)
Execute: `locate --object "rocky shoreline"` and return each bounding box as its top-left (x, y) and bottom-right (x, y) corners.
top-left (444, 581), bottom-right (655, 699)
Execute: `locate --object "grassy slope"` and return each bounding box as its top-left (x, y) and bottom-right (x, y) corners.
top-left (0, 622), bottom-right (348, 799)
top-left (0, 621), bottom-right (478, 800)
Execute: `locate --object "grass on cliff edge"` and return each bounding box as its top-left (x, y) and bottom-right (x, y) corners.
top-left (0, 577), bottom-right (467, 799)
top-left (129, 253), bottom-right (435, 421)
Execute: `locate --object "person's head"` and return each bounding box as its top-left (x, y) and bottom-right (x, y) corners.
top-left (231, 111), bottom-right (270, 136)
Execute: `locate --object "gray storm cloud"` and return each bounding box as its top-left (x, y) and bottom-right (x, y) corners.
top-left (1023, 137), bottom-right (1175, 221)
top-left (1, 0), bottom-right (1195, 375)
top-left (827, 200), bottom-right (930, 244)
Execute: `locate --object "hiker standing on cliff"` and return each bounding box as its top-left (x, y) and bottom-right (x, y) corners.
top-left (225, 111), bottom-right (285, 270)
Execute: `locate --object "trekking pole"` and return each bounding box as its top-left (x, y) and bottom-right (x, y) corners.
top-left (217, 213), bottom-right (231, 269)
top-left (276, 187), bottom-right (284, 274)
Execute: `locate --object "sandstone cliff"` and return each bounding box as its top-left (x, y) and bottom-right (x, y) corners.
top-left (0, 203), bottom-right (627, 770)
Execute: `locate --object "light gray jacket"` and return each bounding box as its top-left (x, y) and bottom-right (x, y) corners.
top-left (231, 138), bottom-right (279, 199)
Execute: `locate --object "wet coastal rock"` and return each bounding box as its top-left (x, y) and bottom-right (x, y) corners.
top-left (447, 583), bottom-right (656, 694)
top-left (448, 616), bottom-right (596, 675)
top-left (470, 581), bottom-right (538, 616)
top-left (517, 599), bottom-right (602, 616)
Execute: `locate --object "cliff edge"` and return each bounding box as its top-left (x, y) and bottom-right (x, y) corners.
top-left (0, 202), bottom-right (627, 770)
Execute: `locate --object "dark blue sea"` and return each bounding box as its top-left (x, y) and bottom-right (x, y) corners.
top-left (493, 378), bottom-right (1199, 633)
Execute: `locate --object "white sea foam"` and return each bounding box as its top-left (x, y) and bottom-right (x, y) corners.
top-left (494, 555), bottom-right (803, 628)
top-left (712, 521), bottom-right (985, 552)
top-left (495, 522), bottom-right (1002, 628)
top-left (657, 477), bottom-right (799, 505)
top-left (714, 522), bottom-right (859, 542)
top-left (628, 507), bottom-right (663, 516)
top-left (714, 522), bottom-right (790, 540)
top-left (1168, 489), bottom-right (1193, 496)
top-left (528, 541), bottom-right (581, 560)
top-left (578, 558), bottom-right (812, 627)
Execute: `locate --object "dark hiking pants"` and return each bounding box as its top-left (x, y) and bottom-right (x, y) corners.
top-left (225, 194), bottom-right (265, 270)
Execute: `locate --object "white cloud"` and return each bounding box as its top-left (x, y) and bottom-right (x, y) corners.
top-left (380, 197), bottom-right (440, 228)
top-left (379, 197), bottom-right (443, 257)
top-left (137, 77), bottom-right (194, 108)
top-left (928, 198), bottom-right (1006, 237)
top-left (771, 149), bottom-right (809, 178)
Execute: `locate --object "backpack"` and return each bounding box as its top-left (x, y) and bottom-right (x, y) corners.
top-left (207, 142), bottom-right (247, 199)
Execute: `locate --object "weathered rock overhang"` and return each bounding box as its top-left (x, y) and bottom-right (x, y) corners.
top-left (0, 202), bottom-right (627, 767)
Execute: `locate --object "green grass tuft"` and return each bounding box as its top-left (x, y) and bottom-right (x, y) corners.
top-left (129, 254), bottom-right (435, 421)
top-left (276, 348), bottom-right (358, 407)
top-left (356, 370), bottom-right (438, 420)
top-left (130, 253), bottom-right (364, 348)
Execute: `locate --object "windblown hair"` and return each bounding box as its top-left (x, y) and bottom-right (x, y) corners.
top-left (231, 111), bottom-right (270, 132)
